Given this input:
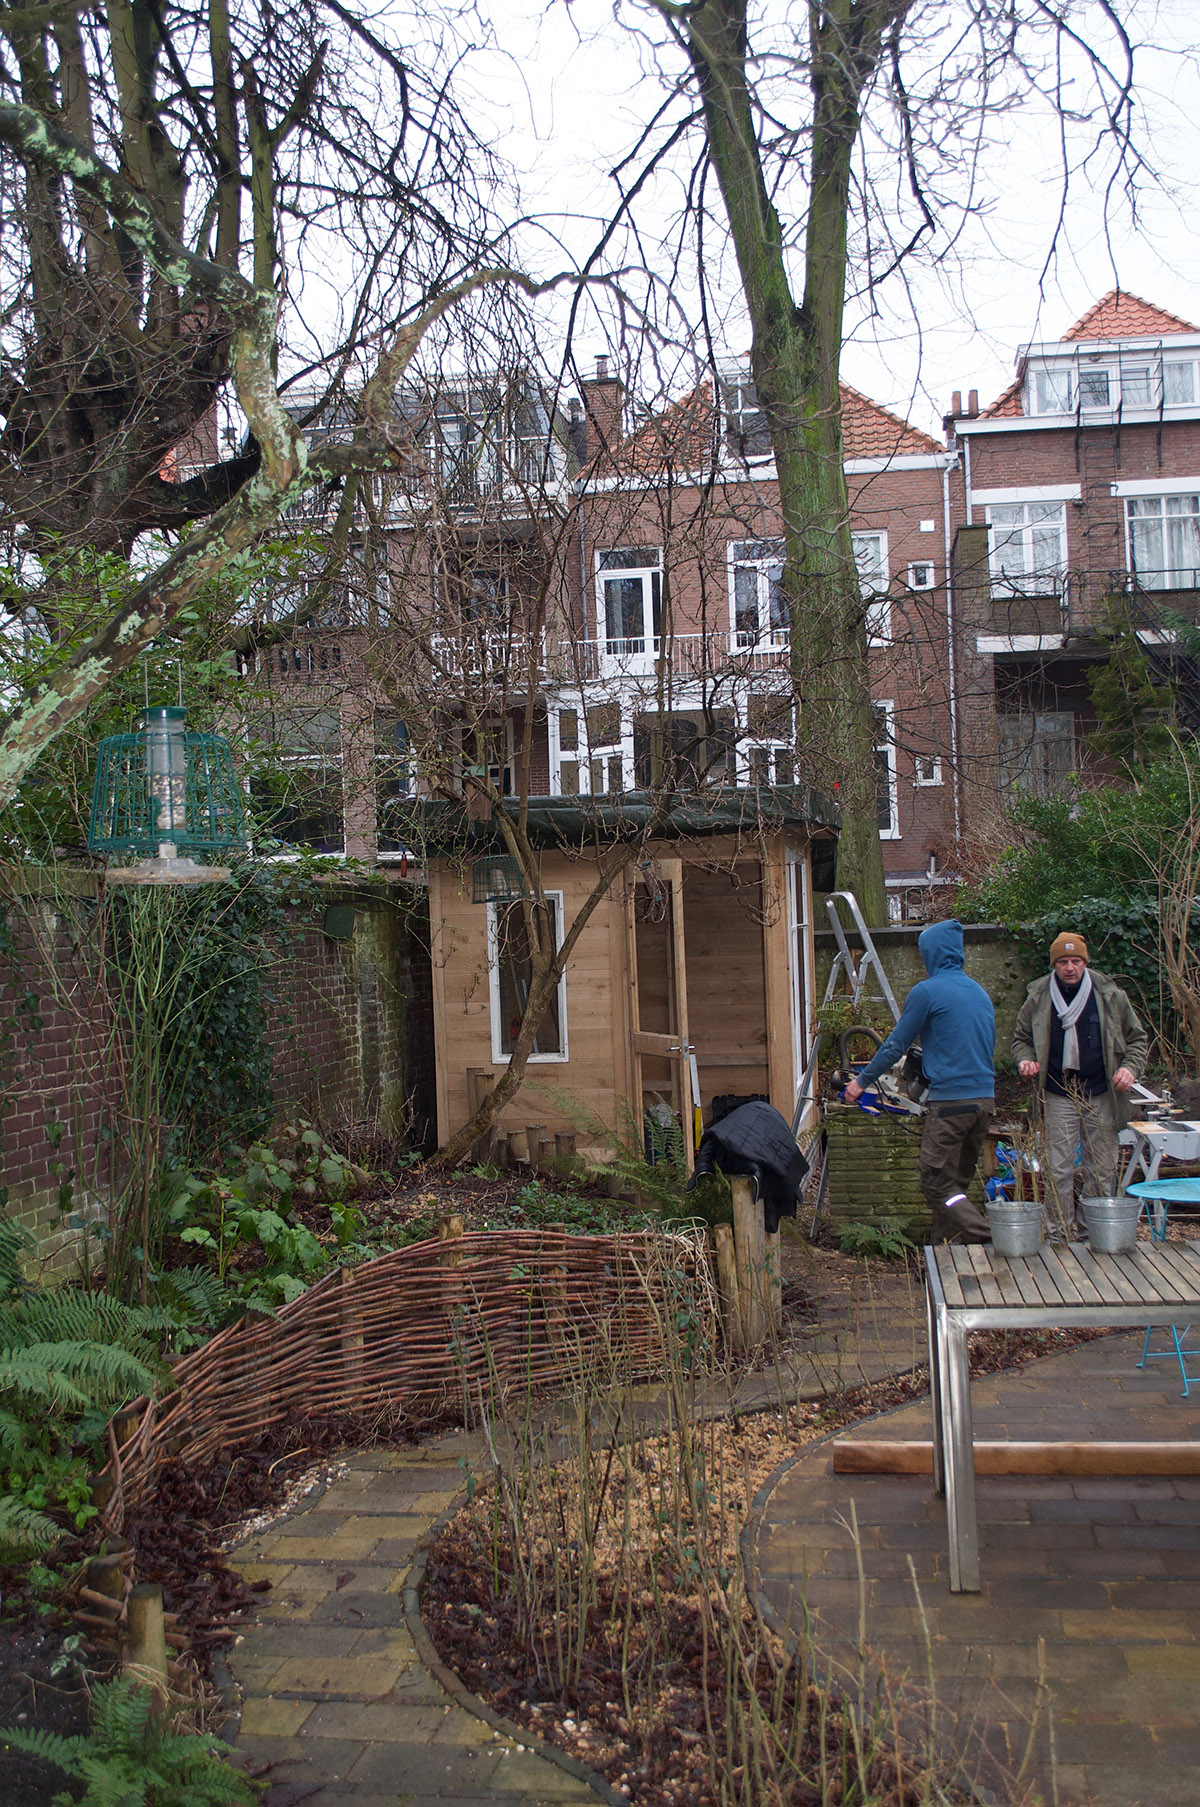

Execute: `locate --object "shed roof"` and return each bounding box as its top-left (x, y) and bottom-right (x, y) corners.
top-left (404, 786), bottom-right (839, 857)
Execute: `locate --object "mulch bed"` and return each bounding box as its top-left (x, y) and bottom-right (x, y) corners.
top-left (421, 1316), bottom-right (1104, 1807)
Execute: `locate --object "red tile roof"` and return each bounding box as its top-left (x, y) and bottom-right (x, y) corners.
top-left (614, 377), bottom-right (941, 472)
top-left (1062, 290), bottom-right (1196, 341)
top-left (977, 292), bottom-right (1200, 418)
top-left (980, 377), bottom-right (1024, 420)
top-left (840, 382), bottom-right (942, 457)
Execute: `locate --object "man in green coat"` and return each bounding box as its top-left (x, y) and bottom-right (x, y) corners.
top-left (1011, 931), bottom-right (1149, 1228)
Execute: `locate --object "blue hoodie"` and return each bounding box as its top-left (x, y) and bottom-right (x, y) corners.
top-left (854, 919), bottom-right (995, 1101)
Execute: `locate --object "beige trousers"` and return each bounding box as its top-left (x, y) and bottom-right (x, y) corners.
top-left (1042, 1090), bottom-right (1120, 1221)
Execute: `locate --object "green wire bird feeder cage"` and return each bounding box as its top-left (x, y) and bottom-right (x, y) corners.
top-left (88, 706), bottom-right (247, 884)
top-left (472, 853), bottom-right (525, 904)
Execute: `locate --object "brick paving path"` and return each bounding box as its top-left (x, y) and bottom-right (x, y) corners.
top-left (226, 1436), bottom-right (608, 1806)
top-left (222, 1254), bottom-right (923, 1805)
top-left (752, 1331), bottom-right (1200, 1807)
top-left (224, 1255), bottom-right (1200, 1806)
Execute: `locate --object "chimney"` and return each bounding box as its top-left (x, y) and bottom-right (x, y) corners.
top-left (579, 354), bottom-right (625, 467)
top-left (967, 389), bottom-right (979, 418)
top-left (951, 390), bottom-right (962, 418)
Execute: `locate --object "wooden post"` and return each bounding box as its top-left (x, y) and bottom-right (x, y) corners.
top-left (555, 1131), bottom-right (576, 1160)
top-left (731, 1175), bottom-right (780, 1345)
top-left (713, 1223), bottom-right (742, 1350)
top-left (125, 1583), bottom-right (169, 1701)
top-left (524, 1124), bottom-right (547, 1168)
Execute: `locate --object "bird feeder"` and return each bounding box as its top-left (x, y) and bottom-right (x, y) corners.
top-left (472, 853), bottom-right (525, 904)
top-left (88, 706), bottom-right (247, 884)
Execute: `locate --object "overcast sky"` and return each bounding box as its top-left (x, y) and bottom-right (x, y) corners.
top-left (456, 0), bottom-right (1200, 436)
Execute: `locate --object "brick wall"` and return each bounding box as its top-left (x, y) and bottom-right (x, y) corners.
top-left (0, 888), bottom-right (118, 1273)
top-left (0, 874), bottom-right (434, 1273)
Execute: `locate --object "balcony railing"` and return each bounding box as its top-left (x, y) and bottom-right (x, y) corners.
top-left (555, 633), bottom-right (791, 684)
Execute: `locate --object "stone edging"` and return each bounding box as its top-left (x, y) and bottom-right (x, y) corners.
top-left (403, 1489), bottom-right (629, 1807)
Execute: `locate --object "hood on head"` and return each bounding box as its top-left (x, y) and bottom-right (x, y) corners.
top-left (918, 918), bottom-right (964, 976)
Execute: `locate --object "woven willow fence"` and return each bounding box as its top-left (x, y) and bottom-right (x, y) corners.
top-left (97, 1225), bottom-right (713, 1535)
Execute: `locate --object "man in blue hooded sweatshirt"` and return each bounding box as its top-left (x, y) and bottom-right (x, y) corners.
top-left (844, 920), bottom-right (995, 1243)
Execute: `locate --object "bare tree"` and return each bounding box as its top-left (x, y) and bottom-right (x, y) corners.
top-left (0, 0), bottom-right (514, 801)
top-left (605, 0), bottom-right (1145, 922)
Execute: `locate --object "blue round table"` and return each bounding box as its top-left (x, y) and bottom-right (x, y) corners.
top-left (1126, 1177), bottom-right (1200, 1240)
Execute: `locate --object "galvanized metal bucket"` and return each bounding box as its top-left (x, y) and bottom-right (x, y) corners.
top-left (1081, 1195), bottom-right (1141, 1254)
top-left (986, 1199), bottom-right (1043, 1257)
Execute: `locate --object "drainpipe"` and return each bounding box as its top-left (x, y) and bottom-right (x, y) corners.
top-left (943, 453), bottom-right (962, 846)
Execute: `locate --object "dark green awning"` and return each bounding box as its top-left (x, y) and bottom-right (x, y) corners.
top-left (399, 786), bottom-right (839, 858)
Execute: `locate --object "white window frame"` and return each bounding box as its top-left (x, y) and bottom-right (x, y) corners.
top-left (728, 539), bottom-right (787, 649)
top-left (1164, 361), bottom-right (1197, 406)
top-left (786, 847), bottom-right (813, 1128)
top-left (1125, 492), bottom-right (1200, 591)
top-left (872, 701), bottom-right (900, 840)
top-left (853, 531), bottom-right (890, 641)
top-left (595, 547), bottom-right (663, 671)
top-left (1032, 368), bottom-right (1073, 414)
top-left (722, 372), bottom-right (774, 465)
top-left (985, 501), bottom-right (1067, 596)
top-left (913, 754), bottom-right (943, 787)
top-left (740, 690), bottom-right (794, 788)
top-left (487, 891), bottom-right (568, 1065)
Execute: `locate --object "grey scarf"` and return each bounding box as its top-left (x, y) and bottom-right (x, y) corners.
top-left (1049, 968), bottom-right (1093, 1072)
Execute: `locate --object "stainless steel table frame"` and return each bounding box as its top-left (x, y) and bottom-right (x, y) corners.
top-left (924, 1240), bottom-right (1200, 1593)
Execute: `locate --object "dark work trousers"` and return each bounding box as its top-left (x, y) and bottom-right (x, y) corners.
top-left (920, 1098), bottom-right (994, 1243)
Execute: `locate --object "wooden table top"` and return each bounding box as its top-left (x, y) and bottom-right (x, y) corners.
top-left (929, 1239), bottom-right (1200, 1313)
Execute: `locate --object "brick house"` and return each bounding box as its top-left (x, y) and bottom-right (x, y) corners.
top-left (948, 290), bottom-right (1200, 812)
top-left (243, 288), bottom-right (1200, 917)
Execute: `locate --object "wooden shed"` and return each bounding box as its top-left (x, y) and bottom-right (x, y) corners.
top-left (419, 790), bottom-right (838, 1163)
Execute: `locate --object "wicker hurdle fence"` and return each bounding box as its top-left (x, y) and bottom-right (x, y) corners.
top-left (94, 1222), bottom-right (715, 1539)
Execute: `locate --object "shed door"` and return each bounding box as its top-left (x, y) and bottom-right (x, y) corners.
top-left (627, 856), bottom-right (695, 1172)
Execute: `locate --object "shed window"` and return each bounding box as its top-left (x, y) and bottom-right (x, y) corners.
top-left (489, 893), bottom-right (566, 1061)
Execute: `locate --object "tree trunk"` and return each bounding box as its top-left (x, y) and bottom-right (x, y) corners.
top-left (678, 0), bottom-right (907, 924)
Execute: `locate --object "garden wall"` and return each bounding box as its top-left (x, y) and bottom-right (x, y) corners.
top-left (0, 869), bottom-right (435, 1275)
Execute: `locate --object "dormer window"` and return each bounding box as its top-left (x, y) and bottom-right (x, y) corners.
top-left (1165, 362), bottom-right (1196, 405)
top-left (1034, 369), bottom-right (1073, 414)
top-left (722, 374), bottom-right (773, 463)
top-left (1078, 368), bottom-right (1111, 408)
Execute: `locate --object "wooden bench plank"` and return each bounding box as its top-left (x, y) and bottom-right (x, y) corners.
top-left (1074, 1245), bottom-right (1140, 1305)
top-left (964, 1242), bottom-right (1006, 1307)
top-left (1038, 1243), bottom-right (1090, 1307)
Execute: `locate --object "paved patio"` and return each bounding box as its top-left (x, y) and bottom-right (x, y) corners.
top-left (752, 1329), bottom-right (1200, 1807)
top-left (223, 1255), bottom-right (1200, 1806)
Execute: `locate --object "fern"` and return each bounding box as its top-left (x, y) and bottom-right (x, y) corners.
top-left (0, 1216), bottom-right (32, 1298)
top-left (0, 1493), bottom-right (61, 1558)
top-left (0, 1340), bottom-right (156, 1410)
top-left (0, 1676), bottom-right (259, 1806)
top-left (1, 1290), bottom-right (165, 1363)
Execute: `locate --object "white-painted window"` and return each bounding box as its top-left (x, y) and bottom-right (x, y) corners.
top-left (1034, 369), bottom-right (1073, 414)
top-left (913, 754), bottom-right (943, 787)
top-left (873, 701), bottom-right (899, 838)
top-left (1127, 494), bottom-right (1200, 590)
top-left (1165, 362), bottom-right (1197, 405)
top-left (986, 502), bottom-right (1067, 594)
top-left (729, 539), bottom-right (787, 647)
top-left (596, 547), bottom-right (662, 656)
top-left (488, 892), bottom-right (567, 1063)
top-left (853, 531), bottom-right (890, 640)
